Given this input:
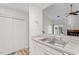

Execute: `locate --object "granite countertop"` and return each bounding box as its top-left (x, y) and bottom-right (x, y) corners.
top-left (32, 35), bottom-right (79, 55)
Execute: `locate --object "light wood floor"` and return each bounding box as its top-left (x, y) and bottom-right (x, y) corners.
top-left (8, 48), bottom-right (29, 55)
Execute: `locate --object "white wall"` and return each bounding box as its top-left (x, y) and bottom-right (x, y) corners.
top-left (0, 5), bottom-right (29, 54)
top-left (29, 4), bottom-right (43, 54)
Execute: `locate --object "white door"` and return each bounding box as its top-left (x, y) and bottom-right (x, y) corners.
top-left (0, 17), bottom-right (12, 53)
top-left (0, 17), bottom-right (26, 54)
top-left (12, 19), bottom-right (26, 51)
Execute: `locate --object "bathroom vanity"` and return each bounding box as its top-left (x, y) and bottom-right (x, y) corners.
top-left (32, 35), bottom-right (79, 55)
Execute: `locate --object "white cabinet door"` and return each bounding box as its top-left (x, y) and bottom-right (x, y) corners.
top-left (34, 45), bottom-right (54, 55)
top-left (33, 41), bottom-right (56, 55)
top-left (32, 41), bottom-right (45, 55)
top-left (32, 40), bottom-right (63, 55)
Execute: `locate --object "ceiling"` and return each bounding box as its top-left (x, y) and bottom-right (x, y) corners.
top-left (0, 3), bottom-right (53, 14)
top-left (0, 3), bottom-right (29, 13)
top-left (33, 3), bottom-right (53, 9)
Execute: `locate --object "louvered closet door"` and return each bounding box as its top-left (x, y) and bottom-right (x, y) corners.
top-left (12, 19), bottom-right (26, 51)
top-left (0, 17), bottom-right (13, 53)
top-left (0, 17), bottom-right (26, 54)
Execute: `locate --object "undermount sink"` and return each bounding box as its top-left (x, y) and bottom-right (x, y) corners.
top-left (48, 39), bottom-right (67, 48)
top-left (40, 37), bottom-right (67, 48)
top-left (40, 37), bottom-right (55, 42)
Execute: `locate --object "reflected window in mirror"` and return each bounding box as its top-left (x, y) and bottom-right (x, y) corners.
top-left (54, 25), bottom-right (64, 35)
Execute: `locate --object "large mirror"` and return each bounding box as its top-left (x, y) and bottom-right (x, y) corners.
top-left (43, 3), bottom-right (79, 36)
